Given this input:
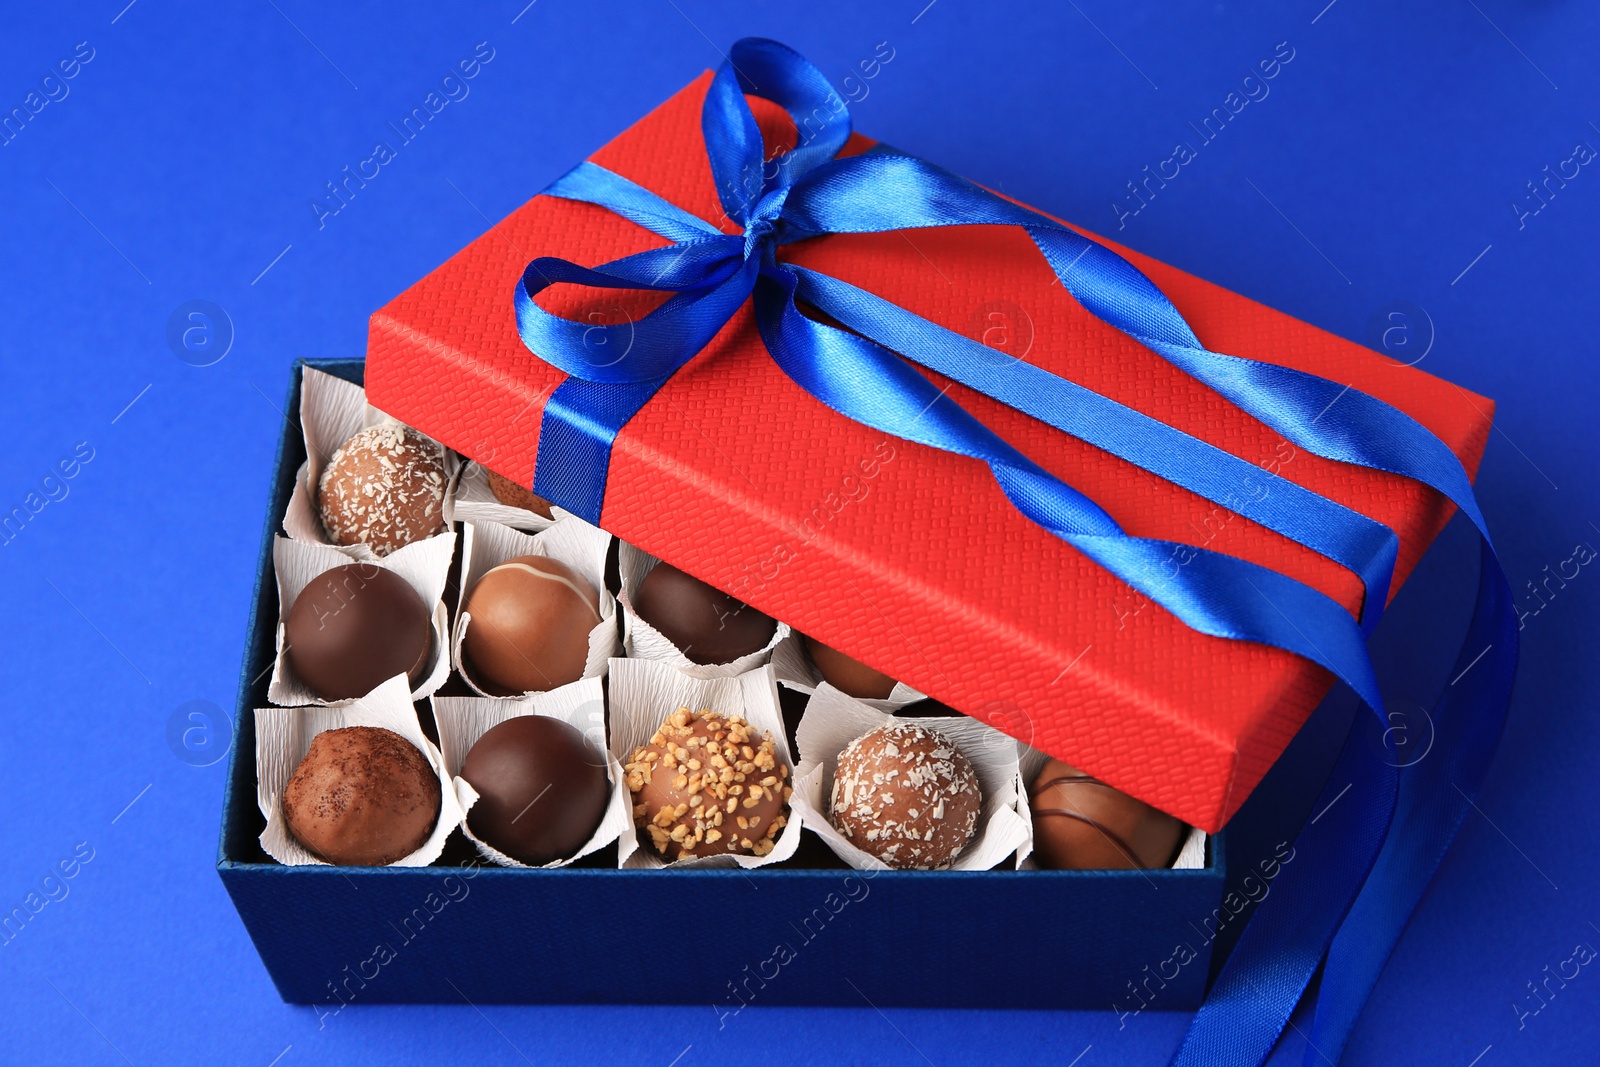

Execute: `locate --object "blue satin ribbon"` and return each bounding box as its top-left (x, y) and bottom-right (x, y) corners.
top-left (512, 37), bottom-right (1517, 1065)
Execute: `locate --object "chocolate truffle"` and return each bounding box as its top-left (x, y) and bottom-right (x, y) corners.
top-left (283, 726), bottom-right (441, 865)
top-left (318, 423), bottom-right (446, 556)
top-left (1028, 759), bottom-right (1184, 870)
top-left (285, 563), bottom-right (432, 701)
top-left (625, 708), bottom-right (791, 860)
top-left (484, 467), bottom-right (554, 518)
top-left (461, 715), bottom-right (609, 865)
top-left (461, 555), bottom-right (602, 694)
top-left (633, 562), bottom-right (775, 664)
top-left (830, 721), bottom-right (980, 870)
top-left (804, 634), bottom-right (898, 700)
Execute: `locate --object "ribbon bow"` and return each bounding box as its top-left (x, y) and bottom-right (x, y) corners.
top-left (514, 38), bottom-right (1516, 1067)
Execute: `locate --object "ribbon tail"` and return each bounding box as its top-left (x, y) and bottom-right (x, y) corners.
top-left (1307, 545), bottom-right (1518, 1064)
top-left (788, 264), bottom-right (1399, 634)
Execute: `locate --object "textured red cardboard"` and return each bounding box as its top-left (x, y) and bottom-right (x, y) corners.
top-left (368, 72), bottom-right (1490, 832)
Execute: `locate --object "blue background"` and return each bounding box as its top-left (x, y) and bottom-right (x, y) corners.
top-left (2, 1), bottom-right (1596, 1063)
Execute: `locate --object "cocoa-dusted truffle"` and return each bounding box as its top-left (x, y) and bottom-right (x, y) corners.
top-left (830, 721), bottom-right (980, 870)
top-left (461, 555), bottom-right (602, 695)
top-left (484, 467), bottom-right (554, 518)
top-left (625, 708), bottom-right (791, 860)
top-left (318, 423), bottom-right (446, 556)
top-left (1028, 759), bottom-right (1184, 870)
top-left (283, 726), bottom-right (440, 865)
top-left (285, 563), bottom-right (432, 701)
top-left (804, 634), bottom-right (898, 700)
top-left (633, 561), bottom-right (775, 664)
top-left (461, 715), bottom-right (609, 865)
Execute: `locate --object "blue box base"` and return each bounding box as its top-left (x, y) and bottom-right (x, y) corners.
top-left (218, 360), bottom-right (1231, 1009)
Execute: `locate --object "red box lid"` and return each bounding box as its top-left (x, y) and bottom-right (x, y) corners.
top-left (367, 72), bottom-right (1491, 833)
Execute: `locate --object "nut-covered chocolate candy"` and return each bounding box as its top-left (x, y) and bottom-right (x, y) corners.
top-left (803, 634), bottom-right (898, 700)
top-left (285, 563), bottom-right (432, 701)
top-left (318, 424), bottom-right (446, 556)
top-left (484, 467), bottom-right (554, 518)
top-left (830, 721), bottom-right (980, 870)
top-left (625, 708), bottom-right (791, 860)
top-left (461, 555), bottom-right (602, 695)
top-left (283, 726), bottom-right (441, 865)
top-left (1028, 759), bottom-right (1184, 870)
top-left (461, 715), bottom-right (609, 865)
top-left (633, 562), bottom-right (775, 665)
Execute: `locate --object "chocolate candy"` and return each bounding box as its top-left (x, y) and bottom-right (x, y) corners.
top-left (625, 708), bottom-right (791, 860)
top-left (285, 563), bottom-right (432, 701)
top-left (1028, 759), bottom-right (1184, 870)
top-left (461, 715), bottom-right (609, 865)
top-left (318, 423), bottom-right (446, 556)
top-left (830, 721), bottom-right (980, 870)
top-left (633, 561), bottom-right (775, 664)
top-left (283, 726), bottom-right (440, 865)
top-left (484, 467), bottom-right (554, 518)
top-left (461, 555), bottom-right (601, 694)
top-left (803, 634), bottom-right (897, 700)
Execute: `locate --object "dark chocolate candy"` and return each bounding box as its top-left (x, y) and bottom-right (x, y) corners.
top-left (285, 563), bottom-right (432, 701)
top-left (633, 561), bottom-right (775, 665)
top-left (1028, 758), bottom-right (1185, 870)
top-left (803, 634), bottom-right (898, 699)
top-left (283, 726), bottom-right (441, 865)
top-left (461, 715), bottom-right (609, 865)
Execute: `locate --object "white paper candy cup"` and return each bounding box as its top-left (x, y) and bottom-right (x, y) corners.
top-left (1016, 743), bottom-right (1206, 871)
top-left (606, 658), bottom-right (801, 869)
top-left (268, 533), bottom-right (454, 707)
top-left (792, 684), bottom-right (1029, 872)
top-left (282, 366), bottom-right (459, 559)
top-left (256, 675), bottom-right (464, 866)
top-left (617, 542), bottom-right (789, 678)
top-left (451, 519), bottom-right (619, 698)
top-left (432, 678), bottom-right (636, 868)
top-left (769, 631), bottom-right (927, 711)
top-left (452, 460), bottom-right (569, 533)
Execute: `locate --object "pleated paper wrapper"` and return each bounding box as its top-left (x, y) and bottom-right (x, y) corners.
top-left (256, 674), bottom-right (464, 866)
top-left (451, 518), bottom-right (618, 698)
top-left (617, 541), bottom-right (789, 678)
top-left (282, 365), bottom-right (459, 559)
top-left (792, 684), bottom-right (1029, 872)
top-left (606, 658), bottom-right (801, 869)
top-left (267, 533), bottom-right (454, 707)
top-left (432, 679), bottom-right (637, 868)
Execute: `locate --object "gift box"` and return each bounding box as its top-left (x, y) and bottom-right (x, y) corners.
top-left (218, 359), bottom-right (1230, 1010)
top-left (365, 65), bottom-right (1491, 833)
top-left (220, 39), bottom-right (1499, 1021)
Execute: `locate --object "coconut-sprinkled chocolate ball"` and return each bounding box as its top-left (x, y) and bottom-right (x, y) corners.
top-left (282, 726), bottom-right (441, 866)
top-left (625, 708), bottom-right (791, 860)
top-left (484, 466), bottom-right (554, 518)
top-left (318, 423), bottom-right (446, 556)
top-left (830, 721), bottom-right (981, 870)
